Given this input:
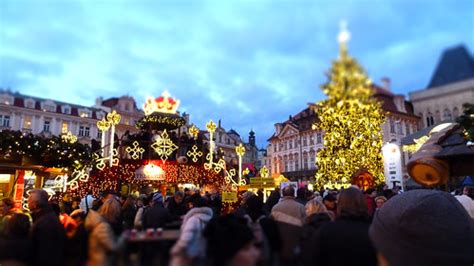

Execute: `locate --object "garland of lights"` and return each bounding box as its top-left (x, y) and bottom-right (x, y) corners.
top-left (135, 112), bottom-right (186, 130)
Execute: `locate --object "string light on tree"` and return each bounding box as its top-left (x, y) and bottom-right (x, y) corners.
top-left (61, 131), bottom-right (77, 144)
top-left (313, 22), bottom-right (385, 189)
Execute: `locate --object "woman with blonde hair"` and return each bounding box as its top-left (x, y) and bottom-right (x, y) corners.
top-left (300, 198), bottom-right (333, 264)
top-left (98, 198), bottom-right (122, 236)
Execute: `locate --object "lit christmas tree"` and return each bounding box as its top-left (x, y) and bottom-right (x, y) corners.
top-left (313, 23), bottom-right (385, 189)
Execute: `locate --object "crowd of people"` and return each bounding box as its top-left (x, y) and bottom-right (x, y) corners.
top-left (0, 184), bottom-right (473, 266)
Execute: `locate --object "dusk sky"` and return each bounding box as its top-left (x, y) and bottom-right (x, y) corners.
top-left (1, 0), bottom-right (473, 147)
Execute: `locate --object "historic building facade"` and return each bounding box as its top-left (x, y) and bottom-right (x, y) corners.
top-left (265, 81), bottom-right (420, 180)
top-left (409, 45), bottom-right (474, 128)
top-left (0, 90), bottom-right (144, 146)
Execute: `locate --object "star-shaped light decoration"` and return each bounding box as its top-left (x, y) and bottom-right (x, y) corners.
top-left (151, 129), bottom-right (178, 162)
top-left (187, 145), bottom-right (203, 162)
top-left (189, 125), bottom-right (200, 139)
top-left (243, 168), bottom-right (250, 176)
top-left (126, 141), bottom-right (145, 160)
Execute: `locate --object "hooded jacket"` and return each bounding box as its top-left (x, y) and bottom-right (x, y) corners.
top-left (85, 210), bottom-right (121, 266)
top-left (171, 207), bottom-right (213, 258)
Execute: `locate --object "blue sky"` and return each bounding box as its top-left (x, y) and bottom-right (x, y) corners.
top-left (1, 0), bottom-right (473, 147)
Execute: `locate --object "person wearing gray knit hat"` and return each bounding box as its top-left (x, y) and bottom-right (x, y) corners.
top-left (369, 189), bottom-right (474, 266)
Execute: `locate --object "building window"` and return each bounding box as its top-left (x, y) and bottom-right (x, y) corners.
top-left (25, 100), bottom-right (35, 109)
top-left (79, 126), bottom-right (90, 137)
top-left (309, 135), bottom-right (314, 145)
top-left (317, 133), bottom-right (322, 144)
top-left (426, 113), bottom-right (434, 127)
top-left (0, 95), bottom-right (13, 105)
top-left (97, 131), bottom-right (102, 139)
top-left (274, 145), bottom-right (277, 152)
top-left (79, 111), bottom-right (90, 118)
top-left (405, 123), bottom-right (410, 136)
top-left (289, 140), bottom-right (293, 149)
top-left (303, 156), bottom-right (308, 170)
top-left (390, 119), bottom-right (395, 133)
top-left (62, 106), bottom-right (71, 115)
top-left (443, 109), bottom-right (452, 121)
top-left (43, 121), bottom-right (50, 132)
top-left (303, 136), bottom-right (307, 146)
top-left (397, 122), bottom-right (403, 135)
top-left (0, 115), bottom-right (10, 127)
top-left (124, 118), bottom-right (129, 125)
top-left (61, 122), bottom-right (68, 133)
top-left (295, 156), bottom-right (299, 170)
top-left (310, 153), bottom-right (315, 169)
top-left (23, 116), bottom-right (32, 129)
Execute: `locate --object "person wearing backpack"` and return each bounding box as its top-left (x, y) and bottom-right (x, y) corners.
top-left (170, 193), bottom-right (213, 266)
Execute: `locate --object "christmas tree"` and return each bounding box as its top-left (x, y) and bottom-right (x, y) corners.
top-left (313, 24), bottom-right (385, 189)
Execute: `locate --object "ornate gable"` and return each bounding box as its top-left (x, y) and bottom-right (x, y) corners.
top-left (278, 123), bottom-right (299, 139)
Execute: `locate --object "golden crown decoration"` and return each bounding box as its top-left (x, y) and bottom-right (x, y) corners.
top-left (143, 90), bottom-right (180, 115)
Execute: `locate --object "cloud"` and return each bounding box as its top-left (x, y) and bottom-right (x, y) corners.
top-left (1, 0), bottom-right (473, 147)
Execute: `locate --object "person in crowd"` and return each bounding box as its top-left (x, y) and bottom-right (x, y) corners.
top-left (0, 197), bottom-right (23, 234)
top-left (271, 186), bottom-right (305, 266)
top-left (208, 190), bottom-right (222, 217)
top-left (263, 188), bottom-right (280, 215)
top-left (121, 196), bottom-right (137, 230)
top-left (28, 188), bottom-right (67, 266)
top-left (271, 186), bottom-right (305, 226)
top-left (310, 187), bottom-right (377, 266)
top-left (322, 191), bottom-right (337, 218)
top-left (98, 197), bottom-right (123, 236)
top-left (364, 188), bottom-right (376, 217)
top-left (142, 192), bottom-right (172, 229)
top-left (296, 187), bottom-right (308, 206)
top-left (244, 195), bottom-right (281, 266)
top-left (234, 191), bottom-right (256, 218)
top-left (65, 209), bottom-right (88, 266)
top-left (170, 194), bottom-right (213, 265)
top-left (71, 196), bottom-right (81, 212)
top-left (60, 192), bottom-right (74, 215)
top-left (374, 196), bottom-right (387, 211)
top-left (370, 189), bottom-right (474, 266)
top-left (204, 214), bottom-right (260, 266)
top-left (134, 194), bottom-right (151, 229)
top-left (0, 213), bottom-right (32, 266)
top-left (455, 186), bottom-right (474, 218)
top-left (80, 190), bottom-right (95, 213)
top-left (85, 208), bottom-right (124, 266)
top-left (300, 198), bottom-right (332, 265)
top-left (167, 191), bottom-right (187, 221)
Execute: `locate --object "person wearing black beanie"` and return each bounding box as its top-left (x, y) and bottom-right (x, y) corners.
top-left (369, 189), bottom-right (474, 266)
top-left (203, 214), bottom-right (260, 266)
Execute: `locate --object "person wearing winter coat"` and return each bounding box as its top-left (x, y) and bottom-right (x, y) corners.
top-left (309, 187), bottom-right (377, 266)
top-left (142, 192), bottom-right (172, 229)
top-left (134, 195), bottom-right (150, 229)
top-left (28, 189), bottom-right (67, 266)
top-left (85, 210), bottom-right (124, 266)
top-left (0, 213), bottom-right (32, 266)
top-left (170, 194), bottom-right (213, 265)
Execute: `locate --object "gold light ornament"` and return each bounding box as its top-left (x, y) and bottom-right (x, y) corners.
top-left (189, 125), bottom-right (200, 139)
top-left (259, 166), bottom-right (269, 178)
top-left (235, 143), bottom-right (246, 185)
top-left (187, 145), bottom-right (203, 162)
top-left (151, 130), bottom-right (178, 162)
top-left (206, 120), bottom-right (217, 133)
top-left (106, 110), bottom-right (121, 167)
top-left (243, 168), bottom-right (250, 176)
top-left (126, 141), bottom-right (145, 160)
top-left (61, 131), bottom-right (78, 144)
top-left (97, 118), bottom-right (110, 156)
top-left (206, 120), bottom-right (217, 165)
